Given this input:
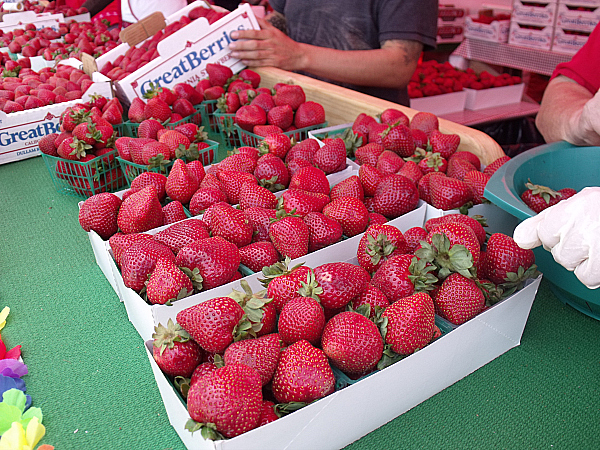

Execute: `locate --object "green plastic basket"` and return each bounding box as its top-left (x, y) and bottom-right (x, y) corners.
top-left (41, 149), bottom-right (127, 198)
top-left (198, 99), bottom-right (220, 135)
top-left (234, 122), bottom-right (329, 148)
top-left (122, 107), bottom-right (204, 138)
top-left (484, 141), bottom-right (600, 320)
top-left (213, 111), bottom-right (242, 150)
top-left (116, 139), bottom-right (219, 184)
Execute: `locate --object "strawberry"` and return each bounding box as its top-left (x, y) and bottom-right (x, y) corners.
top-left (483, 233), bottom-right (536, 286)
top-left (418, 152), bottom-right (447, 174)
top-left (130, 171), bottom-right (168, 201)
top-left (280, 189), bottom-right (330, 217)
top-left (429, 130), bottom-right (460, 159)
top-left (285, 138), bottom-right (319, 163)
top-left (351, 283), bottom-right (390, 318)
top-left (128, 97), bottom-right (146, 123)
top-left (428, 174), bottom-right (473, 210)
top-left (175, 236), bottom-right (241, 290)
top-left (239, 241), bottom-right (280, 273)
top-left (294, 101), bottom-right (325, 129)
top-left (520, 181), bottom-right (576, 213)
top-left (267, 104), bottom-right (293, 129)
top-left (358, 164), bottom-right (385, 197)
top-left (206, 63), bottom-right (234, 87)
top-left (355, 142), bottom-right (385, 166)
top-left (396, 160), bottom-right (423, 184)
top-left (251, 92), bottom-right (275, 112)
top-left (321, 311), bottom-right (383, 376)
top-left (235, 104), bottom-right (267, 132)
top-left (330, 175), bottom-right (364, 201)
top-left (238, 68), bottom-right (261, 88)
top-left (254, 156), bottom-right (289, 191)
top-left (288, 166), bottom-right (330, 195)
top-left (152, 319), bottom-right (203, 378)
top-left (434, 273), bottom-right (485, 325)
top-left (273, 84), bottom-right (306, 110)
top-left (223, 333), bottom-right (282, 386)
top-left (277, 296), bottom-right (325, 346)
top-left (239, 182), bottom-right (278, 210)
top-left (268, 213), bottom-right (310, 260)
top-left (141, 141), bottom-right (171, 166)
top-left (78, 192), bottom-right (122, 239)
top-left (426, 214), bottom-right (487, 246)
top-left (257, 401), bottom-right (279, 427)
top-left (186, 363), bottom-right (262, 439)
top-left (449, 151), bottom-right (481, 171)
top-left (188, 188), bottom-right (228, 216)
top-left (137, 118), bottom-right (164, 140)
top-left (380, 108), bottom-right (410, 126)
top-left (146, 258), bottom-right (194, 305)
top-left (39, 132), bottom-right (59, 156)
top-left (376, 150), bottom-right (405, 175)
top-left (165, 159), bottom-right (199, 205)
top-left (322, 196), bottom-right (369, 237)
top-left (217, 91), bottom-right (241, 114)
top-left (409, 111), bottom-right (439, 137)
top-left (380, 123), bottom-right (415, 157)
top-left (303, 211), bottom-right (343, 252)
top-left (357, 224), bottom-right (409, 273)
top-left (177, 296), bottom-right (246, 353)
top-left (102, 103), bottom-right (123, 125)
top-left (117, 186), bottom-right (164, 234)
top-left (243, 207), bottom-right (277, 243)
top-left (208, 202), bottom-right (254, 248)
top-left (381, 291), bottom-right (435, 356)
top-left (372, 174), bottom-right (420, 219)
top-left (403, 226), bottom-right (428, 254)
top-left (271, 340), bottom-right (335, 403)
top-left (258, 132), bottom-right (291, 159)
top-left (314, 138), bottom-right (346, 174)
top-left (108, 232), bottom-right (154, 267)
top-left (144, 96), bottom-right (171, 121)
top-left (463, 170), bottom-right (490, 205)
top-left (217, 152), bottom-right (257, 174)
top-left (202, 85), bottom-right (225, 100)
top-left (483, 155), bottom-right (510, 177)
top-left (217, 170), bottom-right (257, 204)
top-left (173, 82), bottom-right (203, 105)
top-left (418, 172), bottom-right (446, 204)
top-left (260, 259), bottom-right (313, 313)
top-left (119, 239), bottom-right (175, 292)
top-left (153, 219), bottom-right (210, 255)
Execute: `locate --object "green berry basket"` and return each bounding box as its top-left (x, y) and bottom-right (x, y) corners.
top-left (484, 141), bottom-right (600, 320)
top-left (121, 107), bottom-right (204, 139)
top-left (116, 139), bottom-right (219, 185)
top-left (213, 111), bottom-right (242, 150)
top-left (41, 149), bottom-right (127, 198)
top-left (233, 121), bottom-right (329, 148)
top-left (197, 100), bottom-right (221, 136)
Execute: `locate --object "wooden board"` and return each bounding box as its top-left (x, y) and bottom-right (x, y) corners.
top-left (254, 67), bottom-right (506, 166)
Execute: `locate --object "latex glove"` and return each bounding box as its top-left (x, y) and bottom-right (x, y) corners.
top-left (574, 88), bottom-right (600, 146)
top-left (513, 187), bottom-right (600, 289)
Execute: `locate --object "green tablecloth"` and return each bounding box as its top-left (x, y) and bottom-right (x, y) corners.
top-left (1, 156), bottom-right (599, 449)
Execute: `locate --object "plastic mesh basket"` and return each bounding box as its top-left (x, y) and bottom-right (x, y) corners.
top-left (41, 150), bottom-right (127, 198)
top-left (198, 99), bottom-right (220, 135)
top-left (213, 111), bottom-right (241, 150)
top-left (121, 107), bottom-right (204, 138)
top-left (234, 122), bottom-right (329, 148)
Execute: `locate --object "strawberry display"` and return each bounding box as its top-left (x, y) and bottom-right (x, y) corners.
top-left (520, 181), bottom-right (577, 213)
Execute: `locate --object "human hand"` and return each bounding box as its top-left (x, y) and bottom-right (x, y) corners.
top-left (513, 187), bottom-right (600, 289)
top-left (229, 18), bottom-right (306, 71)
top-left (575, 88), bottom-right (600, 146)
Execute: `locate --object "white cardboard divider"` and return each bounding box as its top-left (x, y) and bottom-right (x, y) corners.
top-left (146, 256), bottom-right (541, 450)
top-left (0, 71), bottom-right (113, 165)
top-left (0, 11), bottom-right (63, 31)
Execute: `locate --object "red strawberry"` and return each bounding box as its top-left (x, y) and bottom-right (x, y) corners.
top-left (403, 226), bottom-right (428, 254)
top-left (381, 123), bottom-right (415, 157)
top-left (484, 233), bottom-right (536, 285)
top-left (269, 214), bottom-right (310, 259)
top-left (251, 92), bottom-right (275, 112)
top-left (130, 171), bottom-right (167, 201)
top-left (206, 63), bottom-right (234, 87)
top-left (376, 150), bottom-right (405, 176)
top-left (223, 333), bottom-right (282, 386)
top-left (520, 181), bottom-right (576, 213)
top-left (359, 164), bottom-right (385, 197)
top-left (280, 189), bottom-right (330, 217)
top-left (258, 132), bottom-right (291, 159)
top-left (434, 273), bottom-right (485, 325)
top-left (173, 82), bottom-right (203, 105)
top-left (371, 254), bottom-right (430, 302)
top-left (119, 239), bottom-right (175, 291)
top-left (429, 130), bottom-right (460, 159)
top-left (38, 132), bottom-right (59, 156)
top-left (314, 138), bottom-right (346, 174)
top-left (285, 138), bottom-right (319, 163)
top-left (137, 118), bottom-right (164, 140)
top-left (186, 363), bottom-right (262, 438)
top-left (238, 68), bottom-right (261, 88)
top-left (172, 98), bottom-right (196, 118)
top-left (372, 174), bottom-right (420, 219)
top-left (261, 260), bottom-right (313, 313)
top-left (273, 84), bottom-right (306, 110)
top-left (303, 211), bottom-right (343, 252)
top-left (449, 151), bottom-right (481, 171)
top-left (243, 207), bottom-right (277, 243)
top-left (429, 175), bottom-right (473, 210)
top-left (239, 241), bottom-right (280, 273)
top-left (351, 283), bottom-right (390, 318)
top-left (203, 85), bottom-right (225, 100)
top-left (277, 296), bottom-right (325, 346)
top-left (418, 172), bottom-right (446, 204)
top-left (355, 142), bottom-right (385, 166)
top-left (322, 196), bottom-right (369, 237)
top-left (267, 104), bottom-right (293, 129)
top-left (254, 156), bottom-right (290, 191)
top-left (217, 152), bottom-right (257, 174)
top-left (257, 400), bottom-right (279, 427)
top-left (357, 224), bottom-right (408, 273)
top-left (239, 182), bottom-right (278, 210)
top-left (381, 291), bottom-right (435, 355)
top-left (117, 186), bottom-right (164, 234)
top-left (217, 170), bottom-right (257, 204)
top-left (483, 155), bottom-right (510, 177)
top-left (208, 202), bottom-right (254, 248)
top-left (418, 152), bottom-right (447, 174)
top-left (321, 311), bottom-right (383, 376)
top-left (188, 188), bottom-right (227, 216)
top-left (235, 104), bottom-right (267, 132)
top-left (288, 166), bottom-right (330, 195)
top-left (144, 96), bottom-right (171, 122)
top-left (109, 233), bottom-right (154, 267)
top-left (153, 219), bottom-right (210, 254)
top-left (102, 103), bottom-right (123, 125)
top-left (141, 141), bottom-right (171, 166)
top-left (78, 192), bottom-right (122, 239)
top-left (380, 108), bottom-right (410, 126)
top-left (446, 157), bottom-right (477, 181)
top-left (463, 170), bottom-right (490, 205)
top-left (352, 113), bottom-right (378, 137)
top-left (294, 101), bottom-right (325, 129)
top-left (396, 160), bottom-right (424, 184)
top-left (165, 159), bottom-right (199, 205)
top-left (307, 262), bottom-right (370, 310)
top-left (271, 340), bottom-right (335, 403)
top-left (409, 111), bottom-right (439, 137)
top-left (146, 258), bottom-right (194, 305)
top-left (152, 319), bottom-right (203, 378)
top-left (330, 175), bottom-right (364, 201)
top-left (175, 236), bottom-right (241, 290)
top-left (217, 91), bottom-right (241, 114)
top-left (128, 97), bottom-right (146, 123)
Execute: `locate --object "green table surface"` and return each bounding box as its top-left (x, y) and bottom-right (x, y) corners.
top-left (1, 156), bottom-right (599, 450)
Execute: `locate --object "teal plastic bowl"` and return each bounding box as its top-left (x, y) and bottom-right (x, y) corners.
top-left (484, 141), bottom-right (600, 320)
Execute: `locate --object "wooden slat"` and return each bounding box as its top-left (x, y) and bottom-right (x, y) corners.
top-left (255, 67), bottom-right (506, 166)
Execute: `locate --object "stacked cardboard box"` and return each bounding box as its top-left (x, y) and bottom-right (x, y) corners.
top-left (437, 4), bottom-right (467, 44)
top-left (553, 0), bottom-right (599, 53)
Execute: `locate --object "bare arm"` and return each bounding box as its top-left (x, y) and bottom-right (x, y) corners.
top-left (229, 18), bottom-right (422, 90)
top-left (536, 75), bottom-right (600, 146)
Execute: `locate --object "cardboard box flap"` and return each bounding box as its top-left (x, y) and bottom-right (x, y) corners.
top-left (156, 17), bottom-right (211, 57)
top-left (119, 11), bottom-right (167, 47)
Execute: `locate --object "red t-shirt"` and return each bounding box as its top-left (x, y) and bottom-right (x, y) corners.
top-left (552, 24), bottom-right (600, 94)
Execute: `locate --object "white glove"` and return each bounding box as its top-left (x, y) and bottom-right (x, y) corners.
top-left (513, 187), bottom-right (600, 289)
top-left (575, 88), bottom-right (600, 146)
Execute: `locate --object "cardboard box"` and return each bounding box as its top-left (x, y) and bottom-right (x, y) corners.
top-left (146, 233), bottom-right (542, 450)
top-left (98, 2), bottom-right (259, 106)
top-left (0, 10), bottom-right (63, 32)
top-left (437, 23), bottom-right (465, 44)
top-left (552, 27), bottom-right (591, 54)
top-left (464, 16), bottom-right (511, 43)
top-left (560, 0), bottom-right (600, 6)
top-left (511, 0), bottom-right (558, 27)
top-left (0, 69), bottom-right (113, 165)
top-left (464, 83), bottom-right (526, 110)
top-left (556, 2), bottom-right (600, 32)
top-left (508, 21), bottom-right (554, 50)
top-left (410, 90), bottom-right (468, 116)
top-left (439, 5), bottom-right (467, 22)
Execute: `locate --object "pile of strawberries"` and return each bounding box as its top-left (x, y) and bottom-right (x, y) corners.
top-left (99, 6), bottom-right (227, 81)
top-left (0, 20), bottom-right (121, 62)
top-left (332, 108), bottom-right (511, 211)
top-left (408, 60), bottom-right (522, 98)
top-left (14, 0), bottom-right (88, 17)
top-left (0, 64), bottom-right (100, 113)
top-left (38, 94), bottom-right (127, 196)
top-left (520, 181), bottom-right (577, 213)
top-left (146, 209), bottom-right (538, 439)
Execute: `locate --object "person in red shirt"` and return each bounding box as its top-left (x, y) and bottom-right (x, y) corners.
top-left (536, 24), bottom-right (600, 145)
